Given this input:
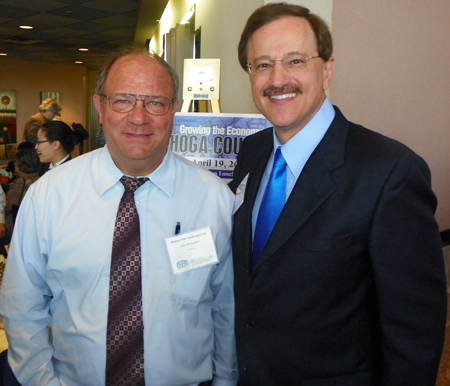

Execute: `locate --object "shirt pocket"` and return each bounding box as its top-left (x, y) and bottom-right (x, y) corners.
top-left (170, 266), bottom-right (213, 304)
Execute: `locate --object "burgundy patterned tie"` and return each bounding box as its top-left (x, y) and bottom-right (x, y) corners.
top-left (106, 176), bottom-right (148, 386)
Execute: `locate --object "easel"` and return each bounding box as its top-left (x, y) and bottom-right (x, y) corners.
top-left (181, 99), bottom-right (221, 113)
top-left (181, 58), bottom-right (221, 113)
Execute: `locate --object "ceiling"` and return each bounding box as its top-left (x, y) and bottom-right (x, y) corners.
top-left (0, 0), bottom-right (169, 71)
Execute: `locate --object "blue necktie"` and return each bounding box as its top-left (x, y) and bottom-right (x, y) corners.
top-left (253, 148), bottom-right (287, 266)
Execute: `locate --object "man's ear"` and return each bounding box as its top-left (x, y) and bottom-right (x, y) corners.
top-left (323, 56), bottom-right (334, 91)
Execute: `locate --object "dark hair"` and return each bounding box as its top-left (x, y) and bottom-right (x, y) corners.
top-left (16, 148), bottom-right (41, 175)
top-left (71, 123), bottom-right (89, 154)
top-left (95, 44), bottom-right (179, 100)
top-left (238, 2), bottom-right (333, 71)
top-left (17, 141), bottom-right (35, 151)
top-left (41, 121), bottom-right (89, 154)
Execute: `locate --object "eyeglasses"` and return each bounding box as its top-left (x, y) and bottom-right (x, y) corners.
top-left (101, 93), bottom-right (175, 115)
top-left (246, 54), bottom-right (320, 75)
top-left (36, 140), bottom-right (51, 145)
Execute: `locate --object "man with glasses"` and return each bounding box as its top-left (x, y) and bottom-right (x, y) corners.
top-left (228, 3), bottom-right (446, 385)
top-left (0, 46), bottom-right (238, 386)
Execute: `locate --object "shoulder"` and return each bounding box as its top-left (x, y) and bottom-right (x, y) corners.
top-left (241, 127), bottom-right (273, 148)
top-left (25, 113), bottom-right (44, 125)
top-left (170, 152), bottom-right (232, 196)
top-left (8, 179), bottom-right (23, 192)
top-left (34, 150), bottom-right (97, 188)
top-left (234, 127), bottom-right (272, 166)
top-left (346, 122), bottom-right (419, 167)
top-left (330, 106), bottom-right (419, 161)
top-left (323, 108), bottom-right (431, 189)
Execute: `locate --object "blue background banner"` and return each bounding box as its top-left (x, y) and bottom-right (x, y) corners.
top-left (172, 113), bottom-right (271, 180)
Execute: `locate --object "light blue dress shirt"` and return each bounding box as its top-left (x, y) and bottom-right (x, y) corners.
top-left (0, 146), bottom-right (238, 386)
top-left (252, 98), bottom-right (335, 238)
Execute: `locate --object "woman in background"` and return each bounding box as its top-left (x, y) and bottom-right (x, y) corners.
top-left (35, 120), bottom-right (88, 171)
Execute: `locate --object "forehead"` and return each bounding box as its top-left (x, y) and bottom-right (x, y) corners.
top-left (105, 54), bottom-right (173, 96)
top-left (247, 16), bottom-right (317, 59)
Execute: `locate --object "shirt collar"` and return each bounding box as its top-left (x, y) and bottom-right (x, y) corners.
top-left (97, 146), bottom-right (175, 198)
top-left (273, 97), bottom-right (335, 179)
top-left (50, 154), bottom-right (70, 169)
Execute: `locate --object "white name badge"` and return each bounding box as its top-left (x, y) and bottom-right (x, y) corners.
top-left (165, 226), bottom-right (219, 275)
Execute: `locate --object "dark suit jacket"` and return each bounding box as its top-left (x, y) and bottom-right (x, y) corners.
top-left (229, 106), bottom-right (447, 386)
top-left (23, 112), bottom-right (48, 145)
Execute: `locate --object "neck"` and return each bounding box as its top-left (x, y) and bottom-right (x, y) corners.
top-left (110, 149), bottom-right (167, 178)
top-left (52, 153), bottom-right (69, 166)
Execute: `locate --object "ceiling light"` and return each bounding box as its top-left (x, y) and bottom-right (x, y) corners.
top-left (75, 61), bottom-right (83, 64)
top-left (0, 53), bottom-right (7, 56)
top-left (19, 25), bottom-right (33, 30)
top-left (78, 48), bottom-right (89, 52)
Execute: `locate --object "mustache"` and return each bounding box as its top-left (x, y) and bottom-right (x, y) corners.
top-left (263, 86), bottom-right (303, 97)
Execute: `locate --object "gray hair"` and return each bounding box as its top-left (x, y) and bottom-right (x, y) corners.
top-left (39, 98), bottom-right (61, 113)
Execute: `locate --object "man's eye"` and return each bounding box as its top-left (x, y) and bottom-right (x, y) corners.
top-left (256, 62), bottom-right (272, 70)
top-left (114, 99), bottom-right (132, 105)
top-left (289, 58), bottom-right (305, 66)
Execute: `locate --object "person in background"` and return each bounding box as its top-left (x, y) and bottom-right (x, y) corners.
top-left (1, 148), bottom-right (40, 249)
top-left (23, 98), bottom-right (61, 144)
top-left (228, 3), bottom-right (447, 386)
top-left (70, 123), bottom-right (89, 157)
top-left (0, 45), bottom-right (237, 386)
top-left (18, 141), bottom-right (36, 151)
top-left (6, 142), bottom-right (39, 180)
top-left (35, 120), bottom-right (88, 171)
top-left (95, 127), bottom-right (106, 148)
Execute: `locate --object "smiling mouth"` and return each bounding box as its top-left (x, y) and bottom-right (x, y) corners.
top-left (269, 93), bottom-right (297, 100)
top-left (263, 86), bottom-right (302, 100)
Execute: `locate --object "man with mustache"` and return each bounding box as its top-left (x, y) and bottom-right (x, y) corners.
top-left (228, 3), bottom-right (447, 385)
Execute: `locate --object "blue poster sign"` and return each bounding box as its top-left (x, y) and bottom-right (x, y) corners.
top-left (171, 113), bottom-right (271, 180)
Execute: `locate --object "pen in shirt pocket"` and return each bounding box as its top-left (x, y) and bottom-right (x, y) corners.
top-left (175, 221), bottom-right (181, 235)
